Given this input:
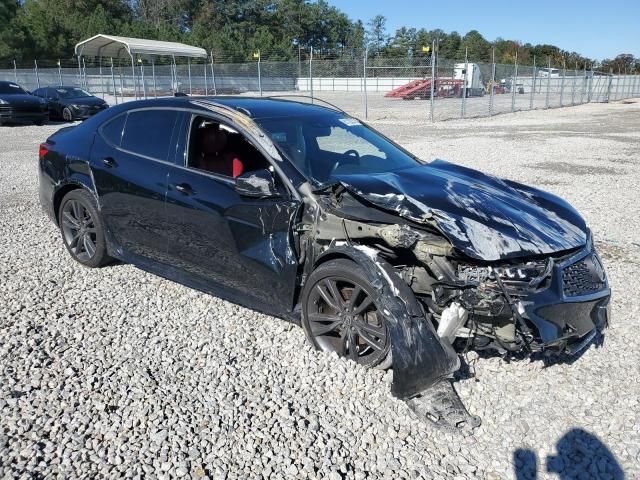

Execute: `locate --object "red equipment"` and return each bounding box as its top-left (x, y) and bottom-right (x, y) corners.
top-left (385, 78), bottom-right (465, 100)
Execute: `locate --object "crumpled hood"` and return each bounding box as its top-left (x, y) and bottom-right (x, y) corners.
top-left (334, 160), bottom-right (587, 261)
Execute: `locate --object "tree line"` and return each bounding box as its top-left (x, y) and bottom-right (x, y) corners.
top-left (0, 0), bottom-right (637, 72)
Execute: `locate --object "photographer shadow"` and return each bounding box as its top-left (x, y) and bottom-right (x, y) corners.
top-left (514, 428), bottom-right (624, 480)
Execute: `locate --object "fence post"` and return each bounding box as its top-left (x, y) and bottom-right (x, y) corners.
top-left (559, 60), bottom-right (565, 107)
top-left (151, 58), bottom-right (157, 98)
top-left (545, 58), bottom-right (551, 109)
top-left (256, 50), bottom-right (262, 96)
top-left (461, 47), bottom-right (468, 118)
top-left (204, 58), bottom-right (208, 96)
top-left (58, 60), bottom-right (63, 86)
top-left (587, 65), bottom-right (593, 102)
top-left (172, 55), bottom-right (178, 94)
top-left (188, 58), bottom-right (192, 95)
top-left (572, 63), bottom-right (577, 105)
top-left (76, 56), bottom-right (81, 86)
top-left (309, 46), bottom-right (314, 103)
top-left (210, 52), bottom-right (217, 95)
top-left (430, 40), bottom-right (436, 122)
top-left (363, 48), bottom-right (368, 119)
top-left (13, 59), bottom-right (17, 83)
top-left (130, 54), bottom-right (137, 99)
top-left (83, 57), bottom-right (89, 90)
top-left (511, 51), bottom-right (517, 112)
top-left (34, 60), bottom-right (40, 89)
top-left (489, 48), bottom-right (495, 116)
top-left (99, 57), bottom-right (105, 99)
top-left (605, 69), bottom-right (613, 103)
top-left (118, 60), bottom-right (124, 103)
top-left (530, 56), bottom-right (536, 109)
top-left (140, 59), bottom-right (147, 99)
top-left (110, 57), bottom-right (117, 105)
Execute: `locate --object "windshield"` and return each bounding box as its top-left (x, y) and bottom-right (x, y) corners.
top-left (255, 113), bottom-right (420, 185)
top-left (0, 83), bottom-right (27, 94)
top-left (55, 87), bottom-right (92, 99)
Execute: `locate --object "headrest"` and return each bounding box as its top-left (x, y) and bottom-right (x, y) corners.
top-left (199, 126), bottom-right (227, 155)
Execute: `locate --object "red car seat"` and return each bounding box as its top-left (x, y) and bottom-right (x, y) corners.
top-left (197, 126), bottom-right (244, 178)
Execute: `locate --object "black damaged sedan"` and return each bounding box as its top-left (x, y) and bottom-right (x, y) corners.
top-left (38, 97), bottom-right (610, 424)
top-left (0, 81), bottom-right (48, 125)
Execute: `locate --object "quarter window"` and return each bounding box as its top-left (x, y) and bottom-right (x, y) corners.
top-left (100, 114), bottom-right (127, 147)
top-left (121, 110), bottom-right (179, 161)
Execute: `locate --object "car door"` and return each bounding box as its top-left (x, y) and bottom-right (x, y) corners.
top-left (164, 113), bottom-right (301, 313)
top-left (90, 108), bottom-right (181, 265)
top-left (46, 88), bottom-right (62, 116)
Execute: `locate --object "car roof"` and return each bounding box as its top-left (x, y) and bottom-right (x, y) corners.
top-left (206, 97), bottom-right (341, 119)
top-left (120, 96), bottom-right (343, 120)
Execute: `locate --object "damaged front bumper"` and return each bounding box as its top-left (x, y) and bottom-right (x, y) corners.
top-left (518, 236), bottom-right (610, 354)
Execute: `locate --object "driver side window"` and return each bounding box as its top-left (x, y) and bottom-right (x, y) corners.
top-left (186, 116), bottom-right (271, 179)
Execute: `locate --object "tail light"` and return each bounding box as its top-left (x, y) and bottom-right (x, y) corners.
top-left (39, 143), bottom-right (49, 161)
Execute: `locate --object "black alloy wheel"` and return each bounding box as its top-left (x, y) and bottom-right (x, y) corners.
top-left (59, 190), bottom-right (110, 267)
top-left (302, 259), bottom-right (391, 369)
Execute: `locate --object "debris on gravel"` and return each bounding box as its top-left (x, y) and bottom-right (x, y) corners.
top-left (1, 101), bottom-right (638, 479)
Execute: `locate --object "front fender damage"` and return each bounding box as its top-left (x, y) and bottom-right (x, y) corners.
top-left (315, 244), bottom-right (479, 430)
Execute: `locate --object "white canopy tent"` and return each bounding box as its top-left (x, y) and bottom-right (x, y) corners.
top-left (74, 34), bottom-right (209, 101)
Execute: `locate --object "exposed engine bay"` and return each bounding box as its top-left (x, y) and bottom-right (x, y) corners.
top-left (295, 176), bottom-right (610, 429)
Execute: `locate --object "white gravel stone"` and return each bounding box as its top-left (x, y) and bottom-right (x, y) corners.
top-left (0, 101), bottom-right (638, 479)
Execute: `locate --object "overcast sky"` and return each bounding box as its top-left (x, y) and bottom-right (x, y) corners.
top-left (327, 0), bottom-right (638, 60)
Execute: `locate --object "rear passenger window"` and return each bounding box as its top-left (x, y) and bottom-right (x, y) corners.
top-left (100, 114), bottom-right (127, 147)
top-left (121, 110), bottom-right (178, 161)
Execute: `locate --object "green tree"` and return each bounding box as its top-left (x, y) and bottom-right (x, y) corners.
top-left (366, 14), bottom-right (388, 54)
top-left (458, 29), bottom-right (491, 61)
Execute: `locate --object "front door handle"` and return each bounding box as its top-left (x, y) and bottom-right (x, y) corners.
top-left (102, 157), bottom-right (116, 168)
top-left (174, 183), bottom-right (195, 195)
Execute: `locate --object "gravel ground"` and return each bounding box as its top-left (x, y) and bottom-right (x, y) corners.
top-left (1, 101), bottom-right (639, 479)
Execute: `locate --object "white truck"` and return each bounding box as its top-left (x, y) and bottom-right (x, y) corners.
top-left (453, 63), bottom-right (485, 97)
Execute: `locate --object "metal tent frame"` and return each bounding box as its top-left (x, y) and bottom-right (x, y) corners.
top-left (75, 34), bottom-right (208, 103)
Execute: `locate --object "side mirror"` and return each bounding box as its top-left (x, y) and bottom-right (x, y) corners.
top-left (234, 169), bottom-right (280, 198)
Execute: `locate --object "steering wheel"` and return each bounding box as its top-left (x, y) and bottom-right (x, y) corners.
top-left (330, 149), bottom-right (360, 174)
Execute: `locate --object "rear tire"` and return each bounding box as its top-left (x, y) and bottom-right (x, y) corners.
top-left (302, 258), bottom-right (392, 369)
top-left (58, 189), bottom-right (111, 268)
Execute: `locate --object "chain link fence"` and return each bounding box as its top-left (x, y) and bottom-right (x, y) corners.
top-left (2, 52), bottom-right (639, 121)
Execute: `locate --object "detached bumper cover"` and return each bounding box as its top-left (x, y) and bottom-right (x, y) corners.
top-left (519, 236), bottom-right (610, 352)
top-left (316, 245), bottom-right (460, 400)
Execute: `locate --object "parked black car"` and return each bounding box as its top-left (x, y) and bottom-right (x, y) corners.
top-left (38, 97), bottom-right (610, 417)
top-left (0, 81), bottom-right (48, 125)
top-left (32, 86), bottom-right (108, 121)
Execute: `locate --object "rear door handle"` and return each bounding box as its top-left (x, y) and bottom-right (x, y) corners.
top-left (174, 183), bottom-right (195, 195)
top-left (102, 157), bottom-right (116, 168)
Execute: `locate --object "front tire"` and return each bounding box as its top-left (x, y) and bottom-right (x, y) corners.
top-left (302, 258), bottom-right (392, 369)
top-left (62, 107), bottom-right (74, 122)
top-left (58, 189), bottom-right (111, 268)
